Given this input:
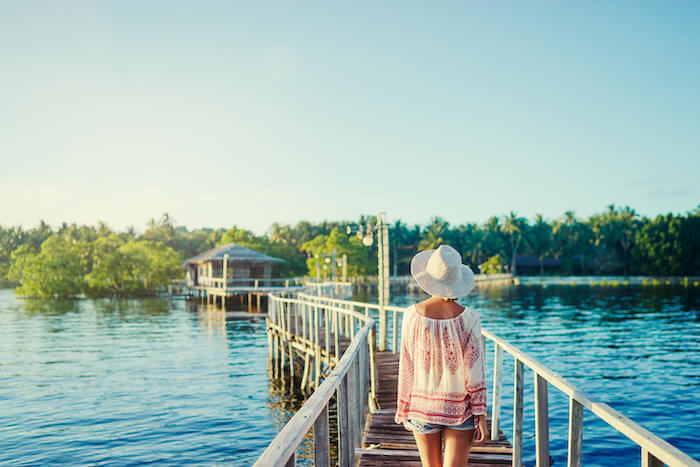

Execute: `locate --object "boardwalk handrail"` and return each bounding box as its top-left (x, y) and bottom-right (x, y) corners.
top-left (482, 328), bottom-right (699, 467)
top-left (297, 292), bottom-right (405, 352)
top-left (259, 293), bottom-right (376, 466)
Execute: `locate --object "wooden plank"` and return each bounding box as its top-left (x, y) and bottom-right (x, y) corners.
top-left (356, 448), bottom-right (512, 463)
top-left (567, 398), bottom-right (583, 467)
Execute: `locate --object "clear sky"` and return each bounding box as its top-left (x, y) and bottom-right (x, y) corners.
top-left (2, 1), bottom-right (699, 235)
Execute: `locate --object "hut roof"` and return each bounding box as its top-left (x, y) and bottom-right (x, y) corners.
top-left (182, 243), bottom-right (285, 267)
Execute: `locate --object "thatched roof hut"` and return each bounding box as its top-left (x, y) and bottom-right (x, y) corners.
top-left (183, 243), bottom-right (284, 286)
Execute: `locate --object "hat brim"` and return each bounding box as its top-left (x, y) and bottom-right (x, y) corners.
top-left (410, 248), bottom-right (475, 298)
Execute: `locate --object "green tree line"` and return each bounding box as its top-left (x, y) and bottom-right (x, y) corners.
top-left (1, 204), bottom-right (698, 297)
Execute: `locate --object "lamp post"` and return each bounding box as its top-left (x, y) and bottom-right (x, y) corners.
top-left (347, 212), bottom-right (390, 350)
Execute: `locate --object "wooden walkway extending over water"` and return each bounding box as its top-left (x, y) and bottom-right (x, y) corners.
top-left (256, 292), bottom-right (700, 467)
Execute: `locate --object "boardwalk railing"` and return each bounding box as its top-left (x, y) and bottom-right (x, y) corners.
top-left (259, 293), bottom-right (699, 467)
top-left (483, 328), bottom-right (699, 467)
top-left (257, 293), bottom-right (375, 466)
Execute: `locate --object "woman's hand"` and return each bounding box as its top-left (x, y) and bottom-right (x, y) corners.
top-left (474, 415), bottom-right (489, 445)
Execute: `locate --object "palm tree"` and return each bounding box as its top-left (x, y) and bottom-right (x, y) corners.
top-left (501, 211), bottom-right (527, 275)
top-left (419, 217), bottom-right (449, 251)
top-left (528, 214), bottom-right (553, 275)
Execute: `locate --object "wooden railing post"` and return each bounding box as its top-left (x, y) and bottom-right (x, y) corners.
top-left (313, 404), bottom-right (330, 467)
top-left (334, 307), bottom-right (340, 360)
top-left (338, 372), bottom-right (352, 467)
top-left (513, 359), bottom-right (524, 467)
top-left (491, 343), bottom-right (503, 441)
top-left (347, 359), bottom-right (359, 453)
top-left (568, 398), bottom-right (583, 467)
top-left (535, 374), bottom-right (550, 466)
top-left (368, 326), bottom-right (378, 411)
top-left (378, 306), bottom-right (387, 351)
top-left (314, 304), bottom-right (321, 388)
top-left (392, 309), bottom-right (398, 353)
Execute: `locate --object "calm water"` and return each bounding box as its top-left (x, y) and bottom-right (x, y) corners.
top-left (1, 282), bottom-right (699, 465)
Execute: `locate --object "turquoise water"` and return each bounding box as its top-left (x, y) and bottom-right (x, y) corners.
top-left (1, 283), bottom-right (698, 465)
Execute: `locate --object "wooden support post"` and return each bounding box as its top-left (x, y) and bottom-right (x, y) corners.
top-left (267, 328), bottom-right (273, 378)
top-left (314, 404), bottom-right (330, 467)
top-left (535, 374), bottom-right (550, 466)
top-left (378, 306), bottom-right (387, 351)
top-left (368, 326), bottom-right (378, 411)
top-left (347, 360), bottom-right (359, 451)
top-left (301, 353), bottom-right (311, 391)
top-left (358, 335), bottom-right (367, 415)
top-left (513, 359), bottom-right (524, 467)
top-left (491, 344), bottom-right (503, 441)
top-left (338, 373), bottom-right (351, 467)
top-left (334, 309), bottom-right (340, 360)
top-left (314, 306), bottom-right (321, 388)
top-left (288, 342), bottom-right (295, 388)
top-left (324, 308), bottom-right (330, 363)
top-left (271, 331), bottom-right (278, 379)
top-left (274, 335), bottom-right (280, 379)
top-left (568, 398), bottom-right (583, 467)
top-left (280, 327), bottom-right (286, 380)
top-left (392, 310), bottom-right (397, 353)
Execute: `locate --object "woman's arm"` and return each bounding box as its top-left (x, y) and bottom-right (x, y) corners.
top-left (466, 312), bottom-right (489, 444)
top-left (394, 312), bottom-right (414, 425)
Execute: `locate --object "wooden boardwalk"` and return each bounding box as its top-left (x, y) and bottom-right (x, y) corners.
top-left (358, 351), bottom-right (513, 466)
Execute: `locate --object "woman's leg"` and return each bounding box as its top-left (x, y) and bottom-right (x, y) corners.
top-left (442, 428), bottom-right (475, 467)
top-left (413, 430), bottom-right (443, 467)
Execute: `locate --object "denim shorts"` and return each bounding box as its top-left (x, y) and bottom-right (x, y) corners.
top-left (406, 415), bottom-right (475, 434)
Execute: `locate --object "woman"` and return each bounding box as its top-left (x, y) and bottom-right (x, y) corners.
top-left (395, 244), bottom-right (488, 467)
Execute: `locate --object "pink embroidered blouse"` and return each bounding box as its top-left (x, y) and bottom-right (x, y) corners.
top-left (394, 304), bottom-right (487, 428)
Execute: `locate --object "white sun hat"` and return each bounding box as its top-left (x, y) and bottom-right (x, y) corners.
top-left (410, 244), bottom-right (475, 299)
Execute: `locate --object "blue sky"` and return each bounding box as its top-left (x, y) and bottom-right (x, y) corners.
top-left (2, 1), bottom-right (698, 234)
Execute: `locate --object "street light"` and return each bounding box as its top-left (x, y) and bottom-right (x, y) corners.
top-left (347, 212), bottom-right (391, 350)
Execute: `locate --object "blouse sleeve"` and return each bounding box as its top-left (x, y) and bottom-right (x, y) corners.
top-left (466, 312), bottom-right (487, 416)
top-left (394, 310), bottom-right (414, 424)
